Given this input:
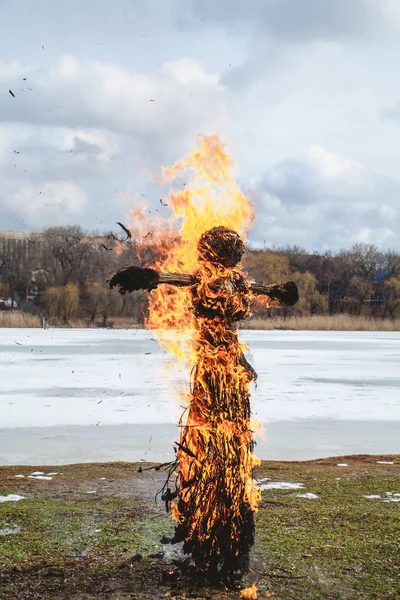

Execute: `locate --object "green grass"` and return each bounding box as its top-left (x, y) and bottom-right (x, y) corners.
top-left (253, 460), bottom-right (400, 599)
top-left (1, 497), bottom-right (145, 565)
top-left (0, 457), bottom-right (399, 599)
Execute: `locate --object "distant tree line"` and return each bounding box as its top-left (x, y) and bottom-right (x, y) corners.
top-left (0, 227), bottom-right (144, 325)
top-left (243, 244), bottom-right (400, 319)
top-left (1, 226), bottom-right (400, 324)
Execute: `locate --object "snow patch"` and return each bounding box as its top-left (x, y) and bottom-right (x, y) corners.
top-left (86, 490), bottom-right (97, 494)
top-left (364, 495), bottom-right (381, 499)
top-left (0, 494), bottom-right (25, 503)
top-left (30, 471), bottom-right (44, 476)
top-left (47, 472), bottom-right (59, 476)
top-left (377, 461), bottom-right (394, 465)
top-left (29, 475), bottom-right (52, 480)
top-left (296, 492), bottom-right (319, 499)
top-left (336, 463), bottom-right (348, 467)
top-left (259, 482), bottom-right (304, 491)
top-left (0, 525), bottom-right (21, 535)
top-left (14, 475), bottom-right (25, 478)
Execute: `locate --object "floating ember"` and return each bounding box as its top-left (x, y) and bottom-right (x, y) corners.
top-left (160, 564), bottom-right (181, 583)
top-left (109, 135), bottom-right (299, 590)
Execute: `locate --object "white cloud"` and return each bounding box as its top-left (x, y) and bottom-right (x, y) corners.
top-left (179, 0), bottom-right (400, 39)
top-left (355, 227), bottom-right (395, 246)
top-left (251, 146), bottom-right (400, 251)
top-left (0, 127), bottom-right (10, 165)
top-left (0, 55), bottom-right (228, 232)
top-left (58, 129), bottom-right (118, 163)
top-left (8, 181), bottom-right (87, 227)
top-left (379, 204), bottom-right (397, 219)
top-left (0, 55), bottom-right (226, 146)
top-left (306, 146), bottom-right (366, 184)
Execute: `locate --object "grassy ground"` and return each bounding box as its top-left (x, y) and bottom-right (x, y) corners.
top-left (0, 456), bottom-right (399, 600)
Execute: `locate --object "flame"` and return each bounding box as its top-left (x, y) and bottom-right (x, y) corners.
top-left (241, 583), bottom-right (258, 599)
top-left (113, 240), bottom-right (126, 257)
top-left (253, 294), bottom-right (282, 311)
top-left (121, 135), bottom-right (261, 582)
top-left (134, 135), bottom-right (254, 354)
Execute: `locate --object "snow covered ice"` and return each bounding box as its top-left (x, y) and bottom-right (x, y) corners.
top-left (1, 328), bottom-right (399, 464)
top-left (1, 328), bottom-right (400, 427)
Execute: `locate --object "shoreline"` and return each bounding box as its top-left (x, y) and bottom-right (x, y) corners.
top-left (1, 453), bottom-right (399, 471)
top-left (1, 313), bottom-right (400, 331)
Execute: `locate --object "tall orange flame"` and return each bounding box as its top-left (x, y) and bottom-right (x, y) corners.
top-left (127, 134), bottom-right (255, 358)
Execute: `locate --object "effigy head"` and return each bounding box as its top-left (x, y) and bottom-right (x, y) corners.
top-left (197, 226), bottom-right (245, 267)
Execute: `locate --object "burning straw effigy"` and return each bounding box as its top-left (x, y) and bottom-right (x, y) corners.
top-left (108, 137), bottom-right (299, 597)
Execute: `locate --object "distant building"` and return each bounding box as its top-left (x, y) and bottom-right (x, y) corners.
top-left (0, 230), bottom-right (45, 264)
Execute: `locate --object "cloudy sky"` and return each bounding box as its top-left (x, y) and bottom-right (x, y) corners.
top-left (1, 0), bottom-right (400, 251)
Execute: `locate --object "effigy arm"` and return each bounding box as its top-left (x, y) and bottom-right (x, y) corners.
top-left (249, 281), bottom-right (299, 307)
top-left (108, 266), bottom-right (196, 294)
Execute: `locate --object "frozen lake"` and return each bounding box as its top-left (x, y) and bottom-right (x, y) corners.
top-left (0, 328), bottom-right (399, 464)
